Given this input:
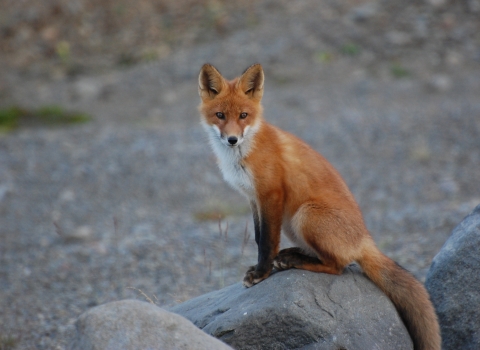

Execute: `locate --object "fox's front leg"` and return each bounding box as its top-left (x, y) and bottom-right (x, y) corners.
top-left (243, 197), bottom-right (282, 287)
top-left (243, 201), bottom-right (262, 278)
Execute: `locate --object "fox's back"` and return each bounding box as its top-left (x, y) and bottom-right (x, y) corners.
top-left (242, 122), bottom-right (358, 216)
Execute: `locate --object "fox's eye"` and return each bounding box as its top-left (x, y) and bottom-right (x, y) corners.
top-left (216, 112), bottom-right (225, 119)
top-left (240, 112), bottom-right (248, 119)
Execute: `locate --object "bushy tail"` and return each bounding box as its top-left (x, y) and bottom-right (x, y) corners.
top-left (357, 245), bottom-right (441, 350)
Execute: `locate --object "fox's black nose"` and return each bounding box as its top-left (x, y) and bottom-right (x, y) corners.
top-left (228, 136), bottom-right (238, 145)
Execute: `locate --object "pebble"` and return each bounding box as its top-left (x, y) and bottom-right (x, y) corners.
top-left (467, 0), bottom-right (480, 12)
top-left (428, 74), bottom-right (452, 92)
top-left (62, 226), bottom-right (94, 243)
top-left (426, 0), bottom-right (448, 8)
top-left (349, 2), bottom-right (378, 22)
top-left (385, 31), bottom-right (412, 46)
top-left (73, 78), bottom-right (104, 100)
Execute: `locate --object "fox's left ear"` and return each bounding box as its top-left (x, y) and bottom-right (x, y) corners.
top-left (238, 64), bottom-right (264, 100)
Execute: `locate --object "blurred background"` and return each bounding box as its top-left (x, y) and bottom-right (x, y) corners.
top-left (0, 0), bottom-right (479, 349)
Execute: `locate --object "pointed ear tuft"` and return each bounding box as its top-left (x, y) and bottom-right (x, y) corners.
top-left (238, 64), bottom-right (264, 100)
top-left (198, 64), bottom-right (224, 100)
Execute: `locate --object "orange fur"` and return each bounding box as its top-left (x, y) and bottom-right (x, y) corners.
top-left (198, 64), bottom-right (441, 350)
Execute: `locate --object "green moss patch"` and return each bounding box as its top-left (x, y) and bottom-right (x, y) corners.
top-left (0, 105), bottom-right (91, 132)
top-left (0, 335), bottom-right (18, 350)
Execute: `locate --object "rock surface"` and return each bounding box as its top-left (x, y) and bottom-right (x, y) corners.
top-left (170, 267), bottom-right (413, 350)
top-left (69, 299), bottom-right (232, 350)
top-left (425, 204), bottom-right (480, 350)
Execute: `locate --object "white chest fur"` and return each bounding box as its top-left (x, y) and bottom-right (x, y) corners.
top-left (202, 122), bottom-right (257, 198)
top-left (216, 146), bottom-right (255, 197)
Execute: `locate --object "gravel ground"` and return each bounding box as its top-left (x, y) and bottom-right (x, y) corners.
top-left (1, 1), bottom-right (480, 349)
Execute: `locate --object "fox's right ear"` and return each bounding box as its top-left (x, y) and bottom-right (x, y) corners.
top-left (199, 64), bottom-right (224, 101)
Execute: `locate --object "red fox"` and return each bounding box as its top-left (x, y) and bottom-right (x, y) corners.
top-left (198, 63), bottom-right (441, 350)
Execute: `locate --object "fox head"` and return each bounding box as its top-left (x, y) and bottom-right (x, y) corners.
top-left (198, 64), bottom-right (264, 149)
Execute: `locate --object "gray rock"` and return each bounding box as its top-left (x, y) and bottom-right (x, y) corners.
top-left (425, 204), bottom-right (480, 350)
top-left (349, 2), bottom-right (378, 22)
top-left (69, 299), bottom-right (232, 350)
top-left (385, 31), bottom-right (412, 46)
top-left (73, 78), bottom-right (104, 100)
top-left (467, 0), bottom-right (480, 13)
top-left (426, 0), bottom-right (447, 8)
top-left (169, 266), bottom-right (412, 350)
top-left (427, 74), bottom-right (452, 93)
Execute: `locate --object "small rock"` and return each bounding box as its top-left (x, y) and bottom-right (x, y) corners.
top-left (446, 51), bottom-right (463, 66)
top-left (426, 204), bottom-right (480, 350)
top-left (69, 300), bottom-right (232, 350)
top-left (467, 0), bottom-right (480, 13)
top-left (426, 0), bottom-right (448, 8)
top-left (428, 74), bottom-right (452, 92)
top-left (41, 26), bottom-right (59, 42)
top-left (439, 178), bottom-right (458, 195)
top-left (163, 91), bottom-right (178, 104)
top-left (59, 189), bottom-right (76, 202)
top-left (410, 139), bottom-right (431, 162)
top-left (0, 183), bottom-right (13, 202)
top-left (414, 15), bottom-right (429, 39)
top-left (147, 107), bottom-right (163, 121)
top-left (386, 31), bottom-right (412, 46)
top-left (73, 78), bottom-right (104, 100)
top-left (61, 226), bottom-right (94, 243)
top-left (349, 2), bottom-right (378, 22)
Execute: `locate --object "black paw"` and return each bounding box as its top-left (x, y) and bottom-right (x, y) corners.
top-left (243, 267), bottom-right (271, 288)
top-left (273, 248), bottom-right (306, 270)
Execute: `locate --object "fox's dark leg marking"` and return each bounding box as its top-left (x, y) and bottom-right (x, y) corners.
top-left (251, 201), bottom-right (261, 246)
top-left (243, 201), bottom-right (261, 276)
top-left (243, 215), bottom-right (275, 287)
top-left (243, 198), bottom-right (281, 287)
